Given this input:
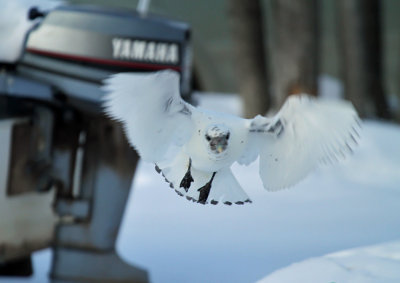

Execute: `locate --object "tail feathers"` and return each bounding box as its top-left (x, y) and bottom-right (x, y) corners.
top-left (206, 168), bottom-right (252, 205)
top-left (156, 154), bottom-right (251, 205)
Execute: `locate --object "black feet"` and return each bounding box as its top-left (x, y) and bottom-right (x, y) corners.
top-left (198, 172), bottom-right (216, 204)
top-left (180, 171), bottom-right (194, 192)
top-left (179, 159), bottom-right (216, 204)
top-left (180, 158), bottom-right (194, 192)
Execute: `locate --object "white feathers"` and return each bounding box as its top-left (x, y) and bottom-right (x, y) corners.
top-left (156, 151), bottom-right (251, 205)
top-left (257, 95), bottom-right (360, 191)
top-left (102, 70), bottom-right (360, 205)
top-left (102, 71), bottom-right (194, 163)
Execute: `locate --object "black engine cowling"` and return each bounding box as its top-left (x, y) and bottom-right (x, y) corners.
top-left (16, 5), bottom-right (192, 112)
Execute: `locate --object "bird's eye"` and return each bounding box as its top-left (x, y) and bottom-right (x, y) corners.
top-left (226, 133), bottom-right (230, 140)
top-left (206, 135), bottom-right (211, 141)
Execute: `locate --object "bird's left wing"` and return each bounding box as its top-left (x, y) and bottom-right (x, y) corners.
top-left (102, 70), bottom-right (195, 163)
top-left (245, 95), bottom-right (361, 191)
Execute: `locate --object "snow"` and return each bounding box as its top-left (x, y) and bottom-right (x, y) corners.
top-left (1, 91), bottom-right (400, 283)
top-left (258, 240), bottom-right (400, 283)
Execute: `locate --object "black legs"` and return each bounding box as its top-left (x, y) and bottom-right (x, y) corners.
top-left (197, 172), bottom-right (216, 204)
top-left (179, 158), bottom-right (216, 204)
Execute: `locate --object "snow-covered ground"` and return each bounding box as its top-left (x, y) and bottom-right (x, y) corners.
top-left (1, 92), bottom-right (400, 283)
top-left (258, 240), bottom-right (400, 283)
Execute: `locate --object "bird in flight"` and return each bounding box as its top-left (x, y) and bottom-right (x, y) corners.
top-left (102, 70), bottom-right (360, 205)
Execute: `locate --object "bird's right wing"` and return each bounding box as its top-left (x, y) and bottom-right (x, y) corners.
top-left (102, 70), bottom-right (195, 163)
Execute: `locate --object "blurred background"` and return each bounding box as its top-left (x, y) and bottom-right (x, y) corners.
top-left (1, 0), bottom-right (400, 283)
top-left (71, 0), bottom-right (400, 120)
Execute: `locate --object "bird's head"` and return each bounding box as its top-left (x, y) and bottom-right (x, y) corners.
top-left (204, 124), bottom-right (230, 156)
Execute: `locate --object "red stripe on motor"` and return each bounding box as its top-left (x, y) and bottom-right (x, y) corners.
top-left (26, 47), bottom-right (181, 71)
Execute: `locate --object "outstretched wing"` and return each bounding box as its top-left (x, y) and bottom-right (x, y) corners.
top-left (102, 70), bottom-right (195, 163)
top-left (249, 94), bottom-right (361, 191)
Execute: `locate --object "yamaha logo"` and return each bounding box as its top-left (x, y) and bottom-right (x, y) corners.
top-left (112, 37), bottom-right (179, 65)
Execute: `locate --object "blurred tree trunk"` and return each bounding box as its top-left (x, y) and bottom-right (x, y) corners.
top-left (338, 0), bottom-right (391, 119)
top-left (270, 0), bottom-right (319, 108)
top-left (228, 0), bottom-right (270, 118)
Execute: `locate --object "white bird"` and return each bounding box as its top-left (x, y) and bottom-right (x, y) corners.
top-left (102, 70), bottom-right (360, 205)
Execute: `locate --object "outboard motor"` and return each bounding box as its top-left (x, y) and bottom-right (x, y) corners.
top-left (0, 3), bottom-right (192, 282)
top-left (19, 4), bottom-right (192, 112)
